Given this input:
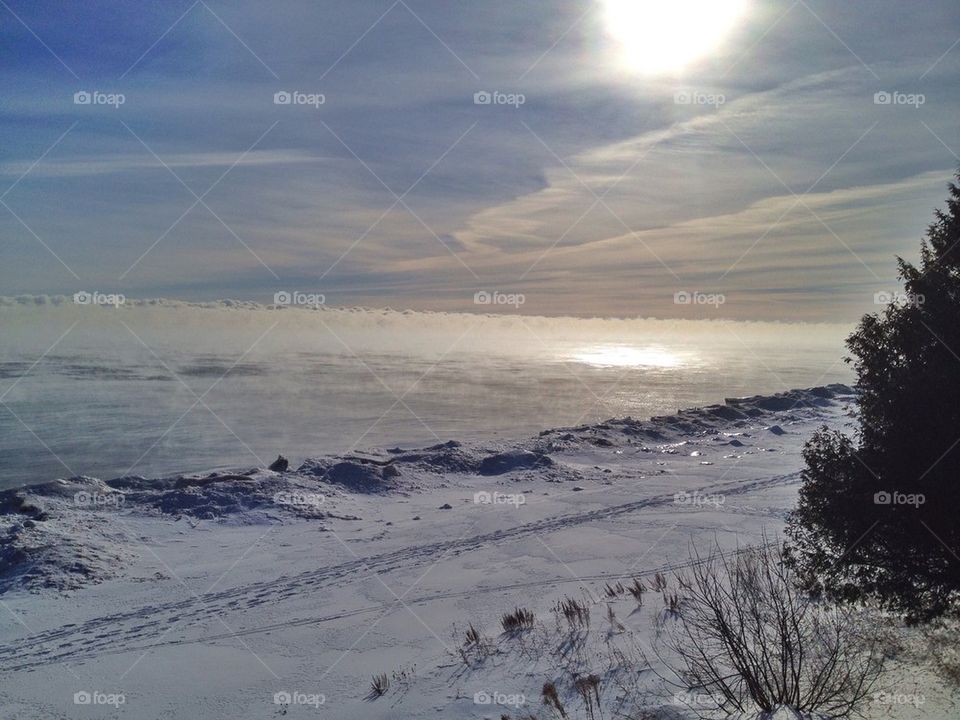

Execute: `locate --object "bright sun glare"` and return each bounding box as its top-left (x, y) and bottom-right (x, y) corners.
top-left (602, 0), bottom-right (748, 74)
top-left (572, 345), bottom-right (682, 368)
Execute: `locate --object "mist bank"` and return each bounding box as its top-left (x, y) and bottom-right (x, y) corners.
top-left (1, 295), bottom-right (853, 361)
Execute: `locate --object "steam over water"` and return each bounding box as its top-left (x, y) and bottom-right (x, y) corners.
top-left (0, 299), bottom-right (854, 488)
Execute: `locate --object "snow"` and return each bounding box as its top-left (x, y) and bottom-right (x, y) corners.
top-left (0, 384), bottom-right (955, 719)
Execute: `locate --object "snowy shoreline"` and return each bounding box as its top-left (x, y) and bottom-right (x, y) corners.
top-left (0, 384), bottom-right (855, 595)
top-left (4, 382), bottom-right (953, 720)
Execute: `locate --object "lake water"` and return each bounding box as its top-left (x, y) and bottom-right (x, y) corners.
top-left (0, 299), bottom-right (854, 489)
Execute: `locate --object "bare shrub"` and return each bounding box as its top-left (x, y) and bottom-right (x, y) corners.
top-left (662, 590), bottom-right (683, 616)
top-left (458, 622), bottom-right (492, 665)
top-left (501, 607), bottom-right (536, 633)
top-left (390, 663), bottom-right (415, 689)
top-left (464, 623), bottom-right (483, 647)
top-left (604, 581), bottom-right (626, 598)
top-left (650, 571), bottom-right (667, 591)
top-left (657, 541), bottom-right (884, 718)
top-left (574, 674), bottom-right (602, 720)
top-left (369, 673), bottom-right (390, 697)
top-left (627, 578), bottom-right (646, 604)
top-left (556, 596), bottom-right (591, 630)
top-left (541, 681), bottom-right (567, 718)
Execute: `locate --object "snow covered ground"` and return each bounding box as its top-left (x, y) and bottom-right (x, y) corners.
top-left (0, 385), bottom-right (955, 719)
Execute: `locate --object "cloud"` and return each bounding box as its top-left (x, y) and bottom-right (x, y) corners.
top-left (438, 63), bottom-right (957, 318)
top-left (0, 150), bottom-right (330, 178)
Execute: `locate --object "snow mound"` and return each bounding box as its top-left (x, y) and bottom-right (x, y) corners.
top-left (726, 385), bottom-right (851, 412)
top-left (0, 481), bottom-right (133, 593)
top-left (296, 457), bottom-right (403, 493)
top-left (0, 519), bottom-right (130, 593)
top-left (326, 461), bottom-right (395, 493)
top-left (391, 441), bottom-right (485, 474)
top-left (539, 384), bottom-right (854, 446)
top-left (478, 449), bottom-right (553, 475)
top-left (0, 471), bottom-right (340, 592)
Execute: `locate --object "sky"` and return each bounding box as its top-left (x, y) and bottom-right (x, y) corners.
top-left (2, 0), bottom-right (959, 321)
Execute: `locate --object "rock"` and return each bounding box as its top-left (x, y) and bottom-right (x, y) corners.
top-left (382, 464), bottom-right (401, 479)
top-left (572, 486), bottom-right (585, 492)
top-left (767, 425), bottom-right (786, 435)
top-left (438, 503), bottom-right (453, 510)
top-left (268, 455), bottom-right (289, 472)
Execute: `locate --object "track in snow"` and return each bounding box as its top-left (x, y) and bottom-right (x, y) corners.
top-left (0, 471), bottom-right (800, 672)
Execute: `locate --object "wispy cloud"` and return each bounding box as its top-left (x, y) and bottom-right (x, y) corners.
top-left (0, 150), bottom-right (330, 178)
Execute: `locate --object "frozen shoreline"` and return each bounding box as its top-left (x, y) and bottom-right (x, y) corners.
top-left (0, 383), bottom-right (855, 594)
top-left (3, 382), bottom-right (953, 720)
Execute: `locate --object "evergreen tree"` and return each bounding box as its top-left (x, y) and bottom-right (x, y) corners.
top-left (787, 173), bottom-right (960, 621)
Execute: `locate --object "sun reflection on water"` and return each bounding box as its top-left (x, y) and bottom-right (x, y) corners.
top-left (571, 344), bottom-right (684, 368)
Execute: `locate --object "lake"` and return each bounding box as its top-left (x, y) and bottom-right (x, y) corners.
top-left (0, 298), bottom-right (854, 488)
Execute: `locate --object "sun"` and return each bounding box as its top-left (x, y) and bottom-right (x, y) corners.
top-left (601, 0), bottom-right (748, 74)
